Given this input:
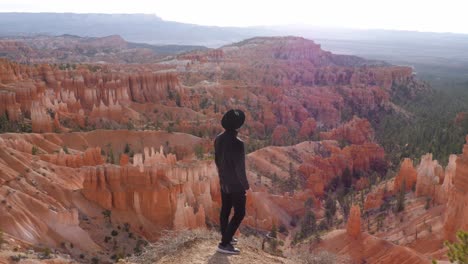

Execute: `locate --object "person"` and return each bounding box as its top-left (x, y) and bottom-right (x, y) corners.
top-left (214, 109), bottom-right (250, 255)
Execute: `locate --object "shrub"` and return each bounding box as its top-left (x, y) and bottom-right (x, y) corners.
top-left (194, 144), bottom-right (204, 159)
top-left (10, 254), bottom-right (27, 262)
top-left (32, 145), bottom-right (39, 155)
top-left (278, 224), bottom-right (287, 234)
top-left (124, 222), bottom-right (130, 232)
top-left (396, 180), bottom-right (406, 212)
top-left (41, 248), bottom-right (52, 259)
top-left (0, 230), bottom-right (4, 247)
top-left (124, 144), bottom-right (131, 154)
top-left (270, 224), bottom-right (277, 239)
top-left (425, 197), bottom-right (431, 210)
top-left (444, 230), bottom-right (468, 263)
top-left (102, 210), bottom-right (111, 221)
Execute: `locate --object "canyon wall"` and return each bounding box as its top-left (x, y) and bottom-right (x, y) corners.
top-left (444, 136), bottom-right (468, 240)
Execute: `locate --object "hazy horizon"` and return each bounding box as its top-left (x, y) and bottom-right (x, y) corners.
top-left (1, 0), bottom-right (468, 35)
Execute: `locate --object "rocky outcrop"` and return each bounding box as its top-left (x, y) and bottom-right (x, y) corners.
top-left (0, 135), bottom-right (100, 253)
top-left (320, 117), bottom-right (374, 144)
top-left (364, 188), bottom-right (385, 211)
top-left (0, 90), bottom-right (22, 121)
top-left (0, 58), bottom-right (183, 132)
top-left (298, 117), bottom-right (317, 139)
top-left (415, 154), bottom-right (444, 198)
top-left (40, 147), bottom-right (104, 168)
top-left (30, 101), bottom-right (53, 133)
top-left (89, 99), bottom-right (124, 122)
top-left (319, 230), bottom-right (430, 264)
top-left (444, 136), bottom-right (468, 241)
top-left (347, 205), bottom-right (361, 239)
top-left (298, 142), bottom-right (385, 196)
top-left (81, 162), bottom-right (218, 236)
top-left (394, 158), bottom-right (418, 192)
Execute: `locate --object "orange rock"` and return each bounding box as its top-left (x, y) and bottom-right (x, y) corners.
top-left (298, 118), bottom-right (317, 139)
top-left (444, 136), bottom-right (468, 241)
top-left (120, 154), bottom-right (129, 166)
top-left (31, 101), bottom-right (52, 133)
top-left (347, 205), bottom-right (361, 239)
top-left (320, 116), bottom-right (374, 144)
top-left (355, 177), bottom-right (370, 191)
top-left (394, 158), bottom-right (417, 192)
top-left (364, 190), bottom-right (384, 211)
top-left (0, 90), bottom-right (22, 121)
top-left (297, 142), bottom-right (385, 196)
top-left (40, 147), bottom-right (103, 168)
top-left (319, 230), bottom-right (430, 264)
top-left (271, 125), bottom-right (289, 145)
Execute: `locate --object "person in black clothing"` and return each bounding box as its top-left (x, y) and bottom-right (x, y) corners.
top-left (214, 109), bottom-right (250, 255)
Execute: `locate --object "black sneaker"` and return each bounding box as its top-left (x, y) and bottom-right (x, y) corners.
top-left (231, 237), bottom-right (238, 245)
top-left (217, 243), bottom-right (240, 255)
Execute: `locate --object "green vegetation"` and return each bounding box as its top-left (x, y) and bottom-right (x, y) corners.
top-left (194, 144), bottom-right (204, 159)
top-left (32, 145), bottom-right (39, 155)
top-left (0, 115), bottom-right (31, 133)
top-left (102, 210), bottom-right (112, 223)
top-left (396, 180), bottom-right (406, 213)
top-left (374, 84), bottom-right (468, 167)
top-left (10, 254), bottom-right (27, 262)
top-left (41, 248), bottom-right (52, 259)
top-left (123, 143), bottom-right (134, 158)
top-left (106, 144), bottom-right (115, 164)
top-left (324, 195), bottom-right (337, 226)
top-left (0, 230), bottom-right (4, 248)
top-left (444, 230), bottom-right (468, 264)
top-left (299, 211), bottom-right (317, 239)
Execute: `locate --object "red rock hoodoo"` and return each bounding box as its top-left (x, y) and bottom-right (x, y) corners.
top-left (347, 205), bottom-right (362, 239)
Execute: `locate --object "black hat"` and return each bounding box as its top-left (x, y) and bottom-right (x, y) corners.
top-left (221, 109), bottom-right (245, 130)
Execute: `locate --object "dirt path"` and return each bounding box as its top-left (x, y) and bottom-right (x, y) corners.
top-left (156, 239), bottom-right (295, 264)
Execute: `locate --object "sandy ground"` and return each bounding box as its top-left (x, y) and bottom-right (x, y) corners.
top-left (154, 239), bottom-right (295, 264)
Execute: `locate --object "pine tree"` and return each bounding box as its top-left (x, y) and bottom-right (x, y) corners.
top-left (325, 195), bottom-right (337, 225)
top-left (444, 230), bottom-right (468, 263)
top-left (270, 224), bottom-right (277, 239)
top-left (396, 179), bottom-right (406, 212)
top-left (300, 211), bottom-right (317, 238)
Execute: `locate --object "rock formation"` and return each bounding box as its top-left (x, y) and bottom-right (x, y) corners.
top-left (320, 117), bottom-right (374, 144)
top-left (0, 35), bottom-right (438, 263)
top-left (81, 162), bottom-right (218, 237)
top-left (40, 147), bottom-right (104, 168)
top-left (298, 142), bottom-right (385, 196)
top-left (30, 101), bottom-right (53, 133)
top-left (318, 230), bottom-right (430, 264)
top-left (394, 158), bottom-right (418, 192)
top-left (298, 117), bottom-right (317, 139)
top-left (347, 204), bottom-right (361, 239)
top-left (444, 136), bottom-right (468, 241)
top-left (415, 154), bottom-right (444, 198)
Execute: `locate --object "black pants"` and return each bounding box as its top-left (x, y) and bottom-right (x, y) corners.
top-left (220, 190), bottom-right (246, 246)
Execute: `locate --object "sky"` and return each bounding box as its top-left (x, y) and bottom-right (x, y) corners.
top-left (1, 0), bottom-right (467, 34)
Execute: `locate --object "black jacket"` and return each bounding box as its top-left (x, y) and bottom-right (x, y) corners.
top-left (214, 130), bottom-right (249, 193)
